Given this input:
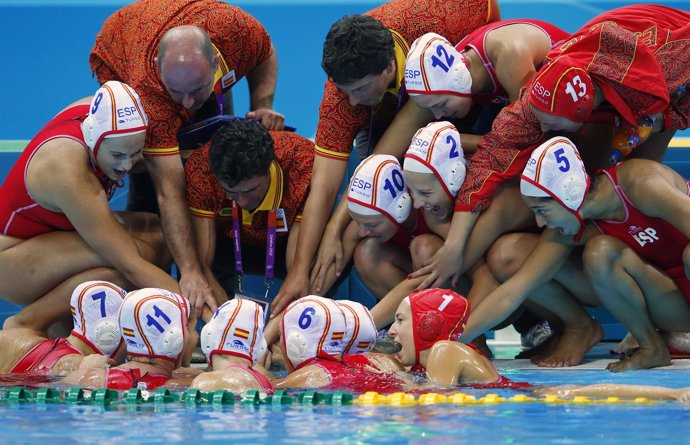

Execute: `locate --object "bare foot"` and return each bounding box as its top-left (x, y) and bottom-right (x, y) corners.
top-left (606, 345), bottom-right (671, 372)
top-left (517, 330), bottom-right (560, 360)
top-left (528, 334), bottom-right (562, 363)
top-left (610, 332), bottom-right (638, 356)
top-left (534, 318), bottom-right (603, 368)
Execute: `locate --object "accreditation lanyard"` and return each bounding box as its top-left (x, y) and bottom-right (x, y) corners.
top-left (213, 82), bottom-right (225, 116)
top-left (231, 202), bottom-right (276, 299)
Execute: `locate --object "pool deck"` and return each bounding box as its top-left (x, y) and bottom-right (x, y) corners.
top-left (491, 341), bottom-right (690, 371)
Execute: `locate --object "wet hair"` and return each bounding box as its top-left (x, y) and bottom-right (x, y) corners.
top-left (322, 15), bottom-right (395, 85)
top-left (209, 120), bottom-right (274, 188)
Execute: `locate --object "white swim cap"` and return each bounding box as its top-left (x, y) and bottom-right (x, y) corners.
top-left (200, 299), bottom-right (266, 365)
top-left (337, 300), bottom-right (377, 355)
top-left (405, 33), bottom-right (471, 97)
top-left (281, 296), bottom-right (347, 369)
top-left (347, 154), bottom-right (412, 225)
top-left (70, 280), bottom-right (127, 357)
top-left (82, 80), bottom-right (148, 156)
top-left (404, 121), bottom-right (466, 199)
top-left (118, 288), bottom-right (190, 363)
top-left (520, 137), bottom-right (589, 211)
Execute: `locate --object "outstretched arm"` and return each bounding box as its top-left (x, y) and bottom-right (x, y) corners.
top-left (461, 229), bottom-right (574, 342)
top-left (191, 216), bottom-right (227, 320)
top-left (310, 219), bottom-right (362, 296)
top-left (36, 144), bottom-right (180, 293)
top-left (410, 211), bottom-right (479, 289)
top-left (145, 154), bottom-right (211, 308)
top-left (271, 155), bottom-right (347, 316)
top-left (370, 276), bottom-right (424, 329)
top-left (491, 26), bottom-right (552, 103)
top-left (531, 383), bottom-right (687, 401)
top-left (374, 101), bottom-right (435, 155)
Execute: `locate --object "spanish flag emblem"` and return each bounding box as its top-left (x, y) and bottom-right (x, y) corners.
top-left (122, 327), bottom-right (136, 337)
top-left (70, 306), bottom-right (76, 316)
top-left (331, 332), bottom-right (344, 341)
top-left (357, 341), bottom-right (371, 349)
top-left (234, 328), bottom-right (250, 339)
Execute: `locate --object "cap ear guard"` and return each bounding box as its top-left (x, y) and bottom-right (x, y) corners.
top-left (391, 190), bottom-right (412, 224)
top-left (255, 336), bottom-right (268, 364)
top-left (159, 327), bottom-right (185, 359)
top-left (91, 318), bottom-right (122, 357)
top-left (285, 330), bottom-right (310, 366)
top-left (558, 175), bottom-right (588, 209)
top-left (416, 311), bottom-right (445, 342)
top-left (446, 160), bottom-right (466, 196)
top-left (82, 113), bottom-right (98, 150)
top-left (200, 319), bottom-right (216, 359)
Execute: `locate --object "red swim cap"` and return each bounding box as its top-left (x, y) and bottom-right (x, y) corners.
top-left (407, 288), bottom-right (470, 363)
top-left (530, 56), bottom-right (594, 123)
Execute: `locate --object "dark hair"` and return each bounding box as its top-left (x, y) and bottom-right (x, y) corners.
top-left (209, 120), bottom-right (274, 188)
top-left (322, 15), bottom-right (395, 85)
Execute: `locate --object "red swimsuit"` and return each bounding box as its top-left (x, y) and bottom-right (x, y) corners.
top-left (224, 364), bottom-right (274, 393)
top-left (592, 165), bottom-right (690, 303)
top-left (456, 19), bottom-right (570, 104)
top-left (10, 338), bottom-right (82, 374)
top-left (105, 368), bottom-right (170, 390)
top-left (0, 104), bottom-right (118, 238)
top-left (300, 356), bottom-right (405, 394)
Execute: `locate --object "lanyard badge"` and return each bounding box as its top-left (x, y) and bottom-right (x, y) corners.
top-left (232, 202), bottom-right (276, 320)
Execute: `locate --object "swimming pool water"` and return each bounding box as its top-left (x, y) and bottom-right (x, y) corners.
top-left (1, 369), bottom-right (688, 445)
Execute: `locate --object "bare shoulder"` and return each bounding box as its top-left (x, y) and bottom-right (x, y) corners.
top-left (61, 367), bottom-right (107, 388)
top-left (28, 136), bottom-right (91, 181)
top-left (58, 97), bottom-right (92, 113)
top-left (0, 329), bottom-right (46, 373)
top-left (486, 23), bottom-right (549, 57)
top-left (273, 365), bottom-right (329, 389)
top-left (429, 340), bottom-right (474, 357)
top-left (190, 370), bottom-right (220, 391)
top-left (617, 159), bottom-right (681, 193)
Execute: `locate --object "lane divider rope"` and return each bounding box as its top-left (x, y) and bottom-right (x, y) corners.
top-left (0, 387), bottom-right (661, 407)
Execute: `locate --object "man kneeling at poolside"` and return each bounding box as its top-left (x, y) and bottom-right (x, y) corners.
top-left (185, 119), bottom-right (315, 317)
top-left (62, 288), bottom-right (198, 390)
top-left (0, 281), bottom-right (127, 376)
